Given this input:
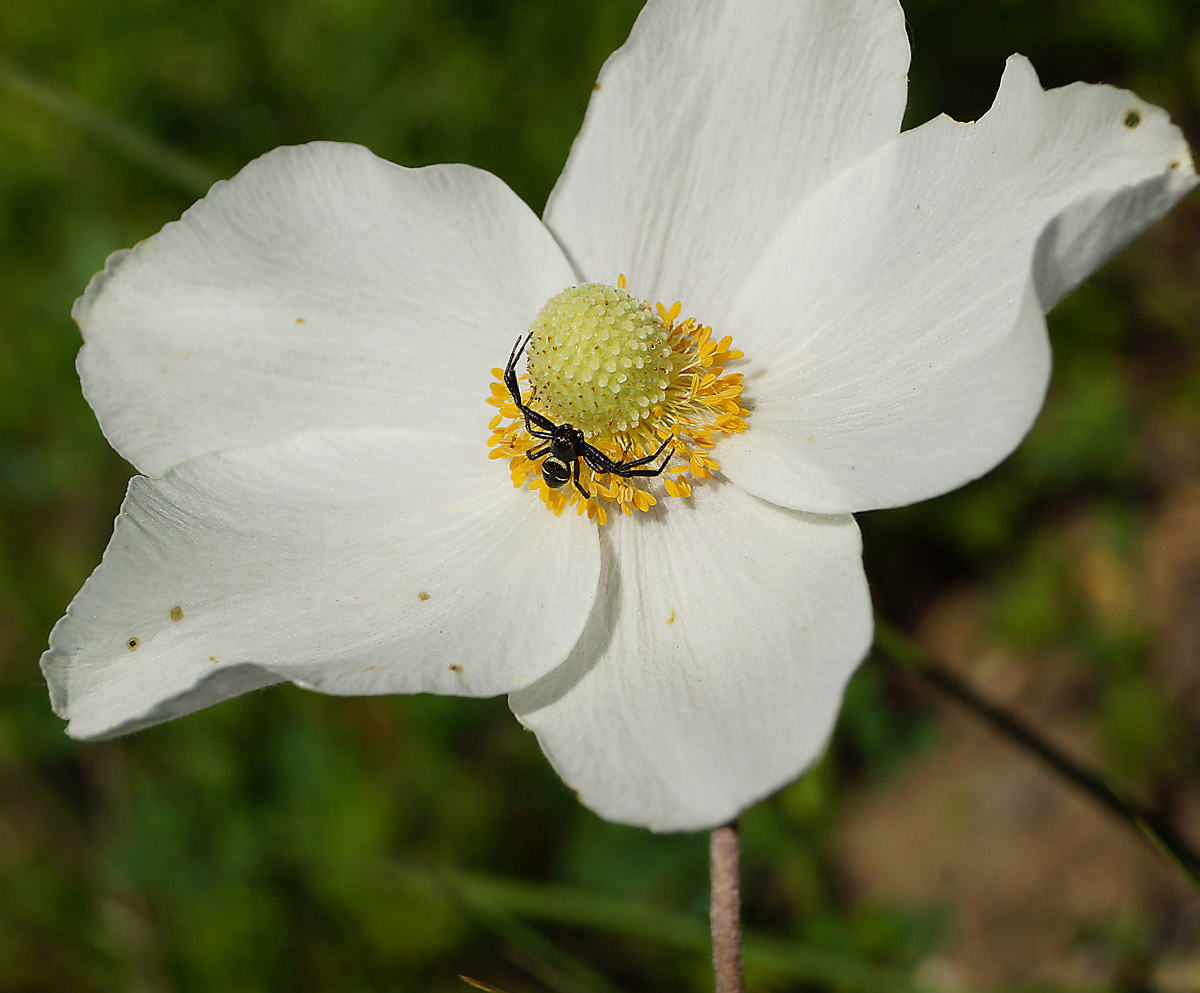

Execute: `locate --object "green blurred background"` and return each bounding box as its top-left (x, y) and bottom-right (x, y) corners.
top-left (2, 0), bottom-right (1198, 990)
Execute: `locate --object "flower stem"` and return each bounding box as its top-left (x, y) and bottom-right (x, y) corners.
top-left (710, 822), bottom-right (744, 993)
top-left (874, 617), bottom-right (1200, 889)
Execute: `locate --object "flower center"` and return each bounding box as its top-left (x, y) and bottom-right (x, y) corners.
top-left (487, 277), bottom-right (748, 524)
top-left (525, 283), bottom-right (673, 437)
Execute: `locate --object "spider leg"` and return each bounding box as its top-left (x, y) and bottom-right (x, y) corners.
top-left (583, 433), bottom-right (675, 475)
top-left (571, 457), bottom-right (590, 499)
top-left (503, 333), bottom-right (531, 404)
top-left (604, 447), bottom-right (675, 479)
top-left (521, 408), bottom-right (557, 438)
top-left (504, 333), bottom-right (558, 438)
top-left (618, 433), bottom-right (674, 470)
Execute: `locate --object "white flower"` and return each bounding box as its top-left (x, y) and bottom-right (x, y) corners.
top-left (43, 0), bottom-right (1194, 831)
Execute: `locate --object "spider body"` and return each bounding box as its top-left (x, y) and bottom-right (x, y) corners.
top-left (504, 332), bottom-right (675, 499)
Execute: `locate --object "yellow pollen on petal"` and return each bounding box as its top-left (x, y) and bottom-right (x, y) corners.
top-left (486, 278), bottom-right (749, 519)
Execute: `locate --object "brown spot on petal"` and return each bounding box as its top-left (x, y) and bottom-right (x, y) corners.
top-left (169, 605), bottom-right (184, 622)
top-left (418, 591), bottom-right (431, 601)
top-left (363, 665), bottom-right (377, 673)
top-left (593, 82), bottom-right (601, 92)
top-left (126, 637), bottom-right (140, 651)
top-left (1124, 109), bottom-right (1141, 129)
top-left (1168, 159), bottom-right (1181, 170)
top-left (448, 664), bottom-right (464, 673)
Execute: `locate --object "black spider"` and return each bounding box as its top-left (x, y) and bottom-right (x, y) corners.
top-left (504, 332), bottom-right (675, 499)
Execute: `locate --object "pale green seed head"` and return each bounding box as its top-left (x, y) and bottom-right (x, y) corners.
top-left (526, 283), bottom-right (673, 437)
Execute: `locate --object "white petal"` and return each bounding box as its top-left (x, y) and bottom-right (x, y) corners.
top-left (75, 142), bottom-right (576, 477)
top-left (510, 481), bottom-right (871, 832)
top-left (720, 57), bottom-right (1197, 513)
top-left (543, 0), bottom-right (909, 327)
top-left (42, 428), bottom-right (599, 739)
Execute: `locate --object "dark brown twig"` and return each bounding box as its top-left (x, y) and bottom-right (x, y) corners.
top-left (874, 617), bottom-right (1200, 890)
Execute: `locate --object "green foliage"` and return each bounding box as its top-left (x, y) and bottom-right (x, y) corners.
top-left (2, 0), bottom-right (1197, 989)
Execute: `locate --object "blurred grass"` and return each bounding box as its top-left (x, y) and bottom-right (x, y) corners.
top-left (1, 0), bottom-right (1198, 990)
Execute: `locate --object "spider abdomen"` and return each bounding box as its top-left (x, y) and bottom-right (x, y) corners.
top-left (503, 331), bottom-right (675, 503)
top-left (542, 458), bottom-right (572, 489)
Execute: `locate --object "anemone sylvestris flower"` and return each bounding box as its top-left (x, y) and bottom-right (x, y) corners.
top-left (44, 0), bottom-right (1195, 831)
